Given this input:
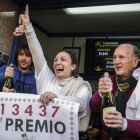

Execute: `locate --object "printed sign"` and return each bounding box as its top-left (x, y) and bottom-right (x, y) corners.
top-left (92, 40), bottom-right (140, 72)
top-left (0, 92), bottom-right (79, 140)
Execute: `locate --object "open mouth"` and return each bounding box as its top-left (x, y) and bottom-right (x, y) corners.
top-left (115, 66), bottom-right (121, 70)
top-left (56, 67), bottom-right (64, 72)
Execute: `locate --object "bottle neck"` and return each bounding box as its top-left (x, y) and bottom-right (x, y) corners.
top-left (7, 77), bottom-right (13, 82)
top-left (104, 91), bottom-right (113, 97)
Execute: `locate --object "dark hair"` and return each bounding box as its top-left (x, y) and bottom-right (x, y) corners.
top-left (56, 50), bottom-right (79, 78)
top-left (15, 45), bottom-right (33, 67)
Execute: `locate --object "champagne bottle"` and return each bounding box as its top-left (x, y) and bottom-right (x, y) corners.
top-left (2, 65), bottom-right (14, 92)
top-left (102, 91), bottom-right (116, 121)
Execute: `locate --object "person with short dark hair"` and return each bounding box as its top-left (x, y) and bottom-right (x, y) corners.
top-left (0, 44), bottom-right (37, 94)
top-left (90, 43), bottom-right (140, 140)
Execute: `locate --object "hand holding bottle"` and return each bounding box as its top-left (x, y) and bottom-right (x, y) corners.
top-left (104, 110), bottom-right (124, 130)
top-left (99, 72), bottom-right (113, 95)
top-left (3, 64), bottom-right (14, 92)
top-left (101, 72), bottom-right (124, 130)
top-left (4, 63), bottom-right (14, 79)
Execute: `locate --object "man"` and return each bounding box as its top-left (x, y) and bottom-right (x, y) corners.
top-left (90, 43), bottom-right (140, 140)
top-left (0, 45), bottom-right (37, 94)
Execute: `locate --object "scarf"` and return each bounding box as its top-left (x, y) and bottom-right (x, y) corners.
top-left (57, 76), bottom-right (74, 87)
top-left (109, 75), bottom-right (137, 140)
top-left (59, 76), bottom-right (92, 132)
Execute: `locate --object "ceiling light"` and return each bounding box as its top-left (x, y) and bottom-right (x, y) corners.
top-left (0, 11), bottom-right (15, 17)
top-left (108, 36), bottom-right (140, 39)
top-left (64, 3), bottom-right (140, 14)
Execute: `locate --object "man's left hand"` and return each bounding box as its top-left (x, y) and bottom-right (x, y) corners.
top-left (104, 110), bottom-right (124, 130)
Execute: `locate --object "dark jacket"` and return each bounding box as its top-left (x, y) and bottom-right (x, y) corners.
top-left (0, 64), bottom-right (37, 94)
top-left (89, 75), bottom-right (140, 140)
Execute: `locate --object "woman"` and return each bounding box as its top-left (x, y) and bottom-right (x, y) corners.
top-left (19, 5), bottom-right (92, 132)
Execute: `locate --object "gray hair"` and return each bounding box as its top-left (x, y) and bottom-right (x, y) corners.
top-left (119, 43), bottom-right (139, 58)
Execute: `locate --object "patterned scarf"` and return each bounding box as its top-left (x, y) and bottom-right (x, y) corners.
top-left (109, 75), bottom-right (137, 140)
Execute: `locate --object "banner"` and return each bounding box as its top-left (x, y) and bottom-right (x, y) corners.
top-left (0, 92), bottom-right (79, 140)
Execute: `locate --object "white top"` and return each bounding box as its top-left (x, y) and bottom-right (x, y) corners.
top-left (25, 24), bottom-right (90, 118)
top-left (126, 67), bottom-right (140, 120)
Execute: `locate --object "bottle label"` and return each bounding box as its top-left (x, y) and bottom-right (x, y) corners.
top-left (103, 107), bottom-right (116, 121)
top-left (2, 86), bottom-right (9, 92)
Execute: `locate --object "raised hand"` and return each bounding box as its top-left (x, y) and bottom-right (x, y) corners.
top-left (98, 72), bottom-right (113, 95)
top-left (19, 5), bottom-right (30, 27)
top-left (4, 63), bottom-right (14, 79)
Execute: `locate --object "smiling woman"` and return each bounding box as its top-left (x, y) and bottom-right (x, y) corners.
top-left (19, 5), bottom-right (92, 132)
top-left (54, 50), bottom-right (79, 79)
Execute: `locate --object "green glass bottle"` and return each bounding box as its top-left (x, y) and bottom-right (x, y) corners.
top-left (2, 65), bottom-right (14, 92)
top-left (102, 91), bottom-right (116, 121)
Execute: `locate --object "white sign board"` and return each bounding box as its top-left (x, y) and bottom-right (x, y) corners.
top-left (0, 92), bottom-right (79, 140)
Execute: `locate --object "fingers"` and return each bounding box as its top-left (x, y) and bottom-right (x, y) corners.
top-left (19, 13), bottom-right (30, 27)
top-left (20, 14), bottom-right (25, 21)
top-left (48, 93), bottom-right (57, 101)
top-left (10, 63), bottom-right (14, 67)
top-left (106, 110), bottom-right (121, 115)
top-left (8, 89), bottom-right (16, 93)
top-left (17, 5), bottom-right (30, 28)
top-left (104, 110), bottom-right (121, 121)
top-left (40, 92), bottom-right (57, 105)
top-left (45, 97), bottom-right (49, 106)
top-left (104, 72), bottom-right (109, 77)
top-left (13, 32), bottom-right (23, 36)
top-left (105, 119), bottom-right (124, 129)
top-left (104, 111), bottom-right (124, 129)
top-left (18, 15), bottom-right (22, 24)
top-left (25, 5), bottom-right (29, 16)
top-left (18, 18), bottom-right (22, 25)
top-left (98, 78), bottom-right (113, 94)
top-left (18, 14), bottom-right (25, 26)
top-left (105, 122), bottom-right (121, 129)
top-left (40, 93), bottom-right (46, 104)
top-left (4, 66), bottom-right (14, 78)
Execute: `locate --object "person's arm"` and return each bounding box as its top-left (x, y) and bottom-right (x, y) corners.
top-left (89, 91), bottom-right (102, 112)
top-left (0, 65), bottom-right (7, 91)
top-left (124, 119), bottom-right (140, 138)
top-left (40, 86), bottom-right (89, 113)
top-left (24, 24), bottom-right (46, 76)
top-left (0, 71), bottom-right (5, 83)
top-left (19, 5), bottom-right (47, 76)
top-left (31, 82), bottom-right (37, 95)
top-left (57, 86), bottom-right (89, 112)
top-left (0, 72), bottom-right (5, 91)
top-left (21, 6), bottom-right (56, 95)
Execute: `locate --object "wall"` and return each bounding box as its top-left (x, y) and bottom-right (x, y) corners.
top-left (0, 0), bottom-right (18, 55)
top-left (22, 27), bottom-right (87, 73)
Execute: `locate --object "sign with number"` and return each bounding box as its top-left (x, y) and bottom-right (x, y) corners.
top-left (0, 92), bottom-right (79, 140)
